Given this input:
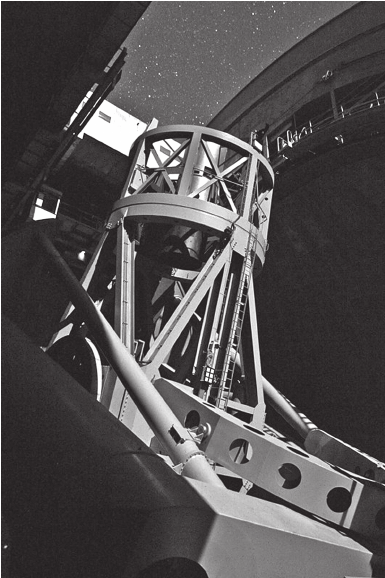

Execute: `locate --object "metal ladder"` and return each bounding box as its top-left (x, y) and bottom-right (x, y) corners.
top-left (216, 154), bottom-right (259, 411)
top-left (216, 226), bottom-right (258, 411)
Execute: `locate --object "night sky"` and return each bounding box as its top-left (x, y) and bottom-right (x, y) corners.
top-left (108, 1), bottom-right (357, 126)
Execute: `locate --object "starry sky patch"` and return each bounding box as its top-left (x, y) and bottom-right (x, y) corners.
top-left (108, 2), bottom-right (357, 126)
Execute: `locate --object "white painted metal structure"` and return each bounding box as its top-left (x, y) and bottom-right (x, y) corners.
top-left (49, 125), bottom-right (385, 577)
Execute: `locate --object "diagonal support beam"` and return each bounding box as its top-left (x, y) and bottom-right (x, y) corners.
top-left (134, 138), bottom-right (190, 195)
top-left (150, 147), bottom-right (177, 194)
top-left (188, 153), bottom-right (247, 210)
top-left (142, 244), bottom-right (233, 381)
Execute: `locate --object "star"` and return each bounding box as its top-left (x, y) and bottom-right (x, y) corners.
top-left (108, 2), bottom-right (356, 126)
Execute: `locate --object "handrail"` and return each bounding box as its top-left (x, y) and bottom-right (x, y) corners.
top-left (276, 96), bottom-right (384, 154)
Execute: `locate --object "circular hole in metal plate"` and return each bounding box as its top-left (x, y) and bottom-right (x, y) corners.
top-left (375, 507), bottom-right (385, 531)
top-left (229, 439), bottom-right (253, 464)
top-left (277, 463), bottom-right (302, 489)
top-left (326, 487), bottom-right (352, 512)
top-left (184, 410), bottom-right (200, 429)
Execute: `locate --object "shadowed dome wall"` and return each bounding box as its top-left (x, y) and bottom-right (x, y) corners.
top-left (209, 2), bottom-right (385, 459)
